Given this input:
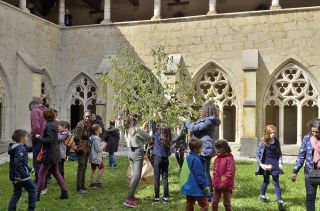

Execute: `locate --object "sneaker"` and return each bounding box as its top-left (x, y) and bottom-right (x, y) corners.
top-left (133, 197), bottom-right (140, 201)
top-left (82, 187), bottom-right (88, 191)
top-left (259, 195), bottom-right (267, 203)
top-left (41, 188), bottom-right (47, 195)
top-left (60, 191), bottom-right (68, 200)
top-left (90, 183), bottom-right (96, 188)
top-left (153, 198), bottom-right (160, 203)
top-left (278, 200), bottom-right (285, 211)
top-left (123, 199), bottom-right (137, 208)
top-left (163, 197), bottom-right (169, 203)
top-left (95, 183), bottom-right (103, 189)
top-left (77, 189), bottom-right (86, 194)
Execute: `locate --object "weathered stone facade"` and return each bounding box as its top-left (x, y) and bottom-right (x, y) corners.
top-left (1, 1), bottom-right (320, 153)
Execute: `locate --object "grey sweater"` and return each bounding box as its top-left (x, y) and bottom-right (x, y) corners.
top-left (127, 127), bottom-right (151, 148)
top-left (89, 135), bottom-right (105, 164)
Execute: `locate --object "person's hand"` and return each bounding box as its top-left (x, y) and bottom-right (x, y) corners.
top-left (260, 164), bottom-right (267, 170)
top-left (179, 116), bottom-right (187, 122)
top-left (142, 122), bottom-right (148, 132)
top-left (13, 177), bottom-right (21, 184)
top-left (279, 164), bottom-right (283, 171)
top-left (35, 134), bottom-right (41, 138)
top-left (291, 173), bottom-right (297, 182)
top-left (30, 168), bottom-right (35, 174)
top-left (202, 186), bottom-right (210, 194)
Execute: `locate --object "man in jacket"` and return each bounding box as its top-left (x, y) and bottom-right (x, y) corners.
top-left (105, 120), bottom-right (120, 168)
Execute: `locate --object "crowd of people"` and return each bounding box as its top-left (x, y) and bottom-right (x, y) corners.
top-left (6, 98), bottom-right (320, 211)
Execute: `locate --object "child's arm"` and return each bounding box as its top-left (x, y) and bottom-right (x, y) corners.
top-left (292, 136), bottom-right (308, 175)
top-left (256, 142), bottom-right (266, 170)
top-left (58, 131), bottom-right (68, 143)
top-left (13, 148), bottom-right (27, 181)
top-left (93, 138), bottom-right (103, 154)
top-left (221, 156), bottom-right (236, 190)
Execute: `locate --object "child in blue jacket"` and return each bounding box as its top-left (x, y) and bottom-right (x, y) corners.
top-left (181, 137), bottom-right (210, 211)
top-left (8, 130), bottom-right (36, 211)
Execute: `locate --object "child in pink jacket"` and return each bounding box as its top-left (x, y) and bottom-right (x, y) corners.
top-left (212, 139), bottom-right (236, 211)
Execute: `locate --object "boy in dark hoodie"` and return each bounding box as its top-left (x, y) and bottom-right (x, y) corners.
top-left (8, 129), bottom-right (36, 211)
top-left (104, 120), bottom-right (120, 168)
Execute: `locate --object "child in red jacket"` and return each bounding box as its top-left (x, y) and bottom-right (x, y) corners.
top-left (212, 139), bottom-right (236, 211)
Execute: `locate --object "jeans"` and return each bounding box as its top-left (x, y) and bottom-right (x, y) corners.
top-left (37, 163), bottom-right (67, 193)
top-left (185, 195), bottom-right (208, 211)
top-left (201, 156), bottom-right (213, 192)
top-left (127, 148), bottom-right (144, 200)
top-left (109, 152), bottom-right (117, 167)
top-left (305, 173), bottom-right (319, 211)
top-left (153, 155), bottom-right (169, 198)
top-left (175, 149), bottom-right (184, 169)
top-left (59, 159), bottom-right (65, 178)
top-left (76, 152), bottom-right (90, 190)
top-left (212, 189), bottom-right (232, 211)
top-left (8, 179), bottom-right (36, 211)
top-left (32, 140), bottom-right (42, 183)
top-left (260, 173), bottom-right (282, 201)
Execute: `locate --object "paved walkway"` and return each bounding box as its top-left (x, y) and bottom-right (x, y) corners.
top-left (0, 144), bottom-right (299, 165)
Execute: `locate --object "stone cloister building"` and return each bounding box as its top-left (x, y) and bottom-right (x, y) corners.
top-left (1, 0), bottom-right (320, 154)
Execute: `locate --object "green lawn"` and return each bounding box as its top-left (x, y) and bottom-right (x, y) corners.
top-left (0, 157), bottom-right (308, 211)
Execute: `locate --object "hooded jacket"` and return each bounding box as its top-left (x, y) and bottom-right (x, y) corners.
top-left (185, 116), bottom-right (221, 157)
top-left (89, 135), bottom-right (104, 164)
top-left (127, 127), bottom-right (151, 148)
top-left (212, 153), bottom-right (236, 190)
top-left (8, 143), bottom-right (32, 181)
top-left (30, 104), bottom-right (47, 140)
top-left (104, 126), bottom-right (120, 153)
top-left (180, 151), bottom-right (210, 197)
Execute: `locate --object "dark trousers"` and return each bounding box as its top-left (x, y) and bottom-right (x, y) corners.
top-left (260, 173), bottom-right (282, 201)
top-left (153, 155), bottom-right (169, 198)
top-left (37, 163), bottom-right (67, 193)
top-left (76, 152), bottom-right (90, 190)
top-left (59, 159), bottom-right (65, 178)
top-left (201, 156), bottom-right (213, 192)
top-left (109, 152), bottom-right (117, 167)
top-left (175, 149), bottom-right (184, 169)
top-left (32, 140), bottom-right (42, 183)
top-left (305, 173), bottom-right (319, 211)
top-left (127, 148), bottom-right (144, 200)
top-left (8, 179), bottom-right (36, 211)
top-left (185, 195), bottom-right (208, 211)
top-left (212, 189), bottom-right (232, 211)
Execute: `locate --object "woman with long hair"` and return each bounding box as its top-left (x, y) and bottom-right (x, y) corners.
top-left (123, 114), bottom-right (151, 208)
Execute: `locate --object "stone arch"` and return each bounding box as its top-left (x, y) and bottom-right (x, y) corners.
top-left (64, 73), bottom-right (97, 129)
top-left (0, 63), bottom-right (13, 143)
top-left (40, 70), bottom-right (57, 108)
top-left (263, 61), bottom-right (320, 145)
top-left (194, 61), bottom-right (239, 142)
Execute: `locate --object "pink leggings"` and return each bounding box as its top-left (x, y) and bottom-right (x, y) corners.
top-left (37, 163), bottom-right (67, 193)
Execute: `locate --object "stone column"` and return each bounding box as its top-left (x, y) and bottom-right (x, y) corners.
top-left (270, 0), bottom-right (281, 10)
top-left (151, 0), bottom-right (161, 20)
top-left (240, 49), bottom-right (259, 157)
top-left (59, 0), bottom-right (65, 26)
top-left (297, 105), bottom-right (302, 145)
top-left (207, 0), bottom-right (217, 15)
top-left (102, 0), bottom-right (111, 24)
top-left (19, 0), bottom-right (29, 12)
top-left (279, 106), bottom-right (284, 145)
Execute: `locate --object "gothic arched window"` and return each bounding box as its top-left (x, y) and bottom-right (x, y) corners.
top-left (264, 63), bottom-right (319, 144)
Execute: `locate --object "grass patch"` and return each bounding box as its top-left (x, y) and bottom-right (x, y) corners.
top-left (0, 157), bottom-right (308, 210)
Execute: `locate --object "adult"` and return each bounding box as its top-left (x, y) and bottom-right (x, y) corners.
top-left (183, 100), bottom-right (221, 199)
top-left (29, 99), bottom-right (47, 185)
top-left (64, 9), bottom-right (73, 26)
top-left (292, 119), bottom-right (320, 211)
top-left (105, 120), bottom-right (120, 168)
top-left (123, 114), bottom-right (151, 208)
top-left (92, 114), bottom-right (105, 137)
top-left (74, 111), bottom-right (93, 193)
top-left (36, 109), bottom-right (68, 200)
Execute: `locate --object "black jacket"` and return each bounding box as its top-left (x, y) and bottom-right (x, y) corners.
top-left (39, 121), bottom-right (60, 165)
top-left (8, 143), bottom-right (32, 181)
top-left (105, 126), bottom-right (120, 153)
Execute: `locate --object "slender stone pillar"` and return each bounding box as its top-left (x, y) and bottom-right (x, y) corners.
top-left (59, 0), bottom-right (65, 26)
top-left (151, 0), bottom-right (161, 20)
top-left (270, 0), bottom-right (281, 10)
top-left (101, 0), bottom-right (111, 24)
top-left (19, 0), bottom-right (29, 12)
top-left (207, 0), bottom-right (217, 15)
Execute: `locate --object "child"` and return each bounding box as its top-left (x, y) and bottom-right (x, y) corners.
top-left (212, 139), bottom-right (236, 211)
top-left (181, 137), bottom-right (210, 211)
top-left (256, 125), bottom-right (284, 211)
top-left (89, 124), bottom-right (106, 188)
top-left (58, 121), bottom-right (70, 178)
top-left (8, 130), bottom-right (36, 211)
top-left (152, 125), bottom-right (172, 203)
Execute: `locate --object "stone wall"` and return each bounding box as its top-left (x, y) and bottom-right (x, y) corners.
top-left (0, 1), bottom-right (61, 142)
